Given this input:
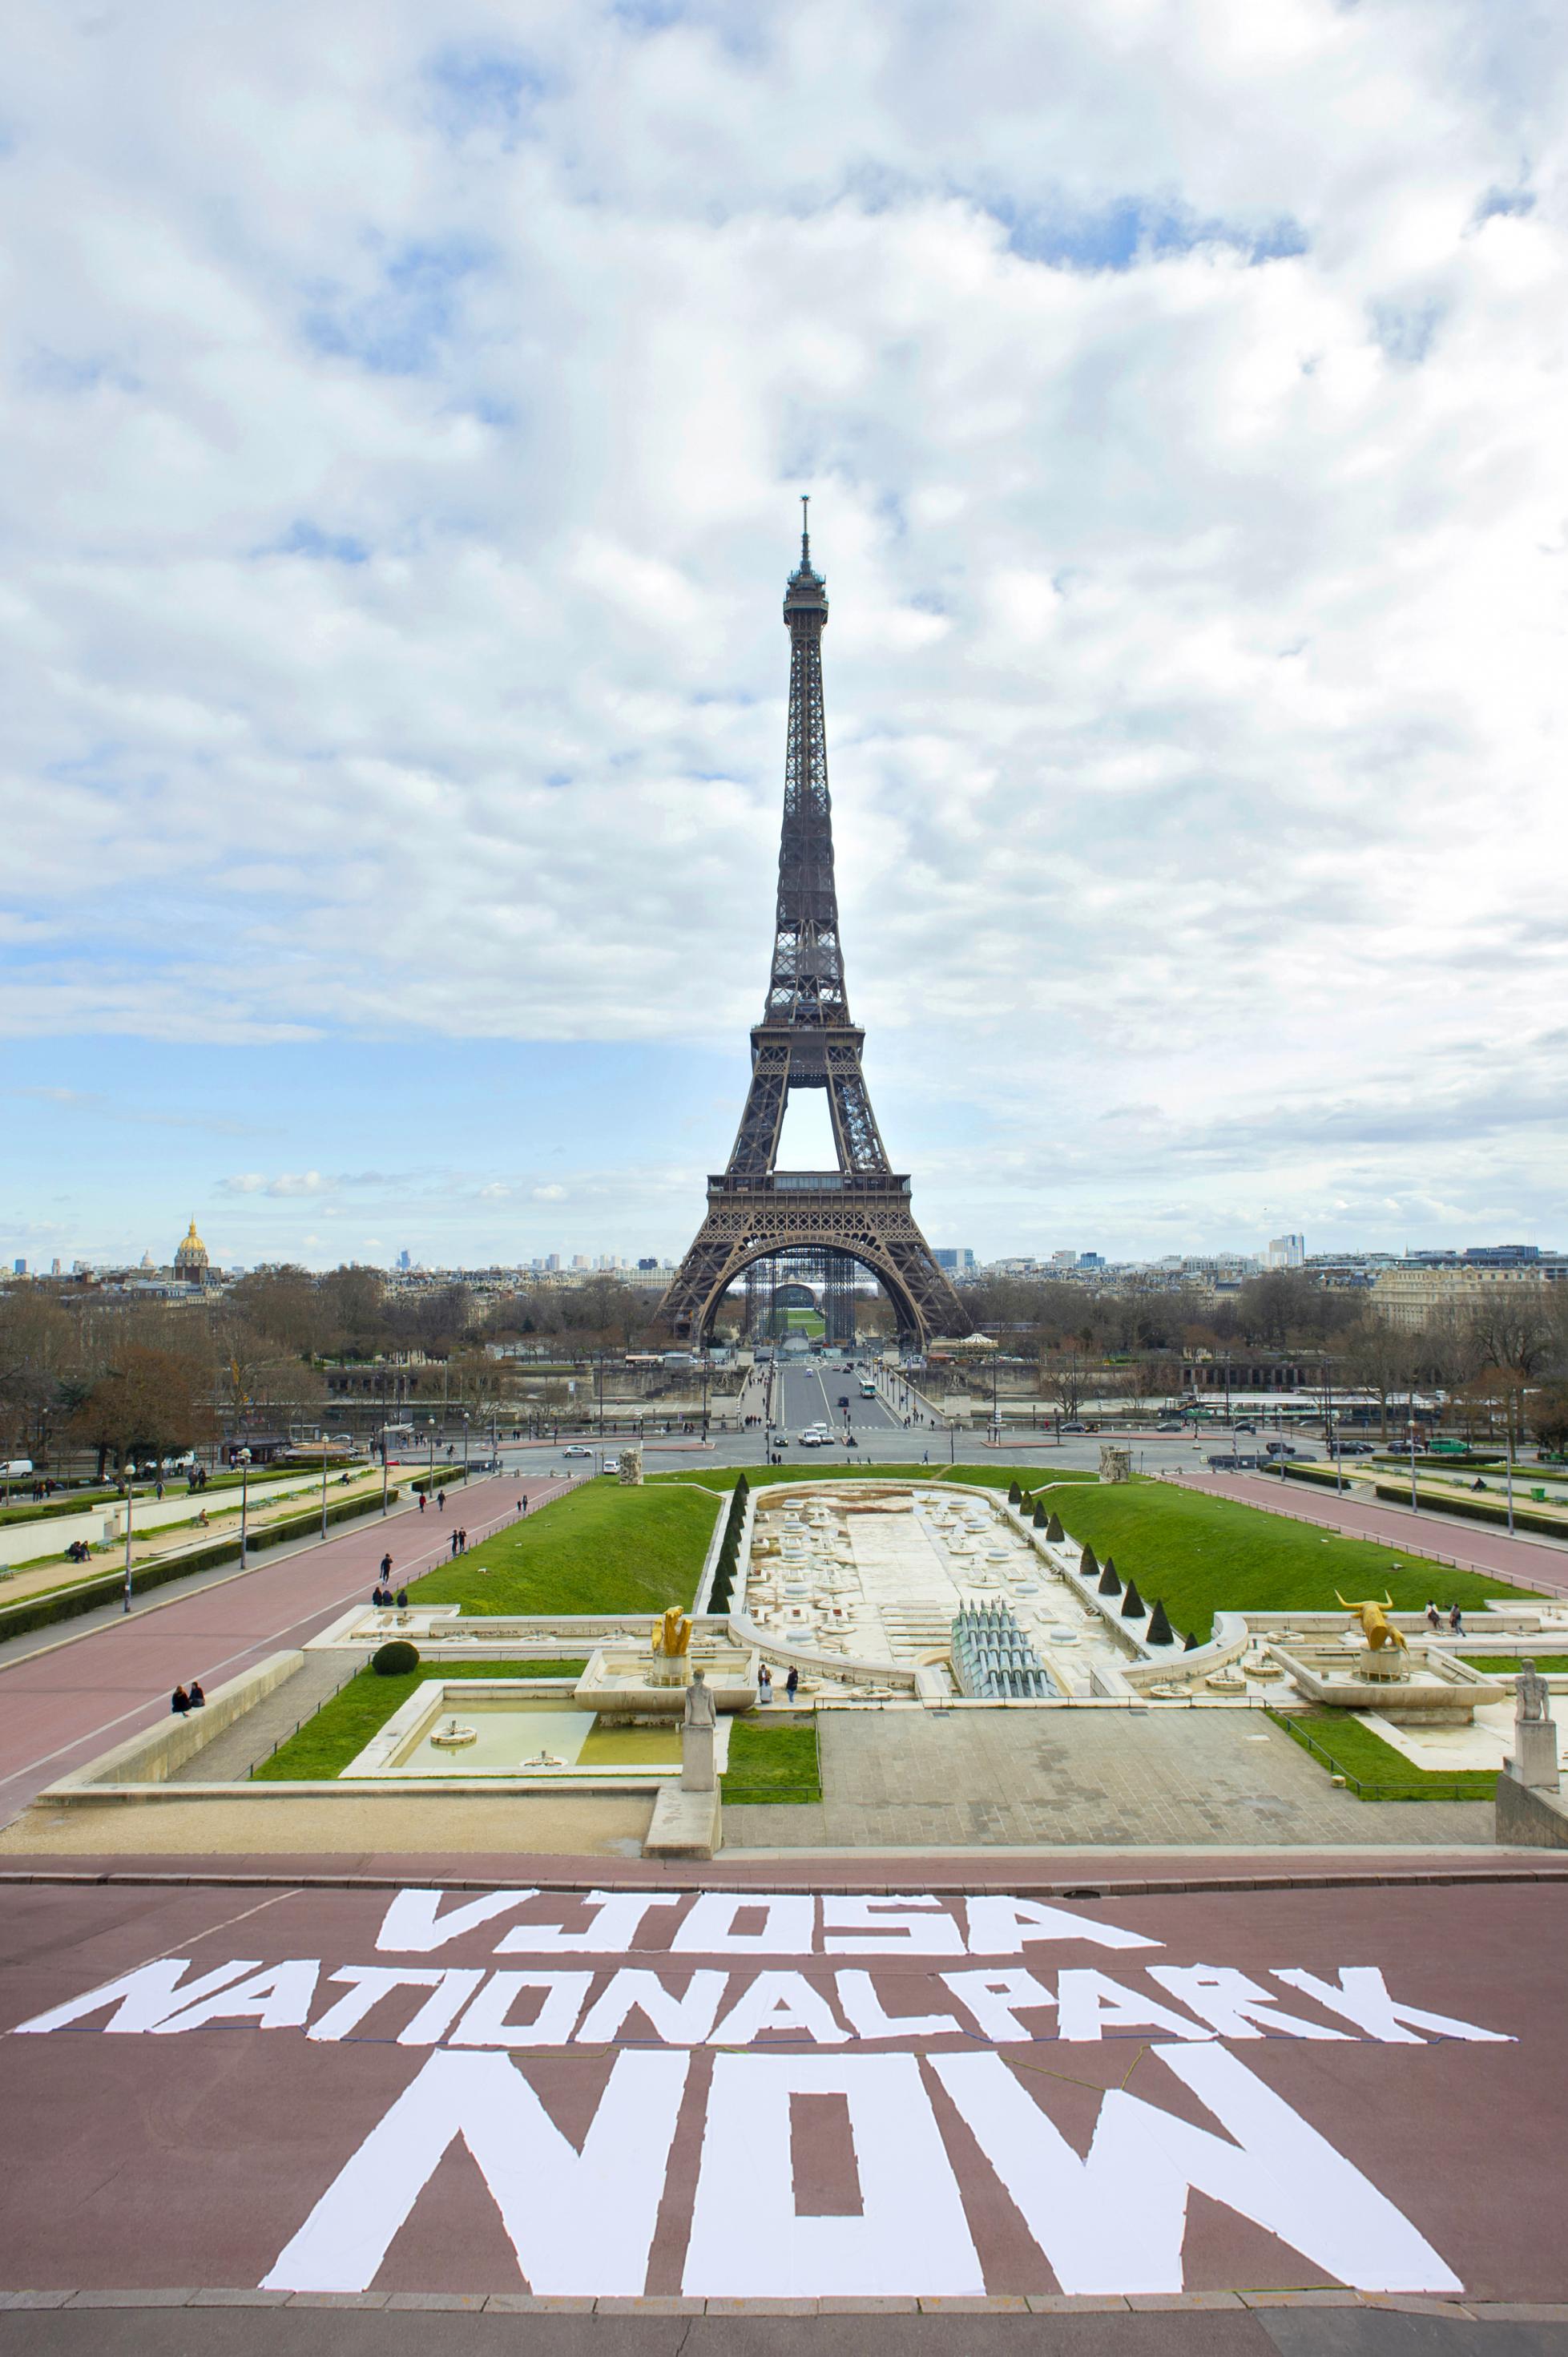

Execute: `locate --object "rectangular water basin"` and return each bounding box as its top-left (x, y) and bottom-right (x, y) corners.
top-left (347, 1689), bottom-right (693, 1779)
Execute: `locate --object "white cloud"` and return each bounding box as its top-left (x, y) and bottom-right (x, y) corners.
top-left (2, 0), bottom-right (1566, 1249)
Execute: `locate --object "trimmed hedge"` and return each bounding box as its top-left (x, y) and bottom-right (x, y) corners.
top-left (707, 1476), bottom-right (748, 1615)
top-left (0, 1483), bottom-right (405, 1643)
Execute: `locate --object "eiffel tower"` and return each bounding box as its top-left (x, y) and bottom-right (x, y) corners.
top-left (658, 507), bottom-right (970, 1347)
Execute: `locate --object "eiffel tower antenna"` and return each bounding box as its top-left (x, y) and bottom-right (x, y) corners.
top-left (657, 512), bottom-right (970, 1347)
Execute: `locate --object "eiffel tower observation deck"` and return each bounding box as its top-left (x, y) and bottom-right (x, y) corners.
top-left (658, 508), bottom-right (970, 1348)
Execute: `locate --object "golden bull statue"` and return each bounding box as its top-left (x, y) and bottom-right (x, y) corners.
top-left (651, 1607), bottom-right (693, 1659)
top-left (1335, 1593), bottom-right (1408, 1652)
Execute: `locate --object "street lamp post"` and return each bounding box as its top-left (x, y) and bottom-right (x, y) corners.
top-left (1506, 1403), bottom-right (1516, 1537)
top-left (1409, 1383), bottom-right (1419, 1512)
top-left (121, 1463), bottom-right (135, 1614)
top-left (238, 1447), bottom-right (252, 1563)
top-left (380, 1425), bottom-right (389, 1516)
top-left (462, 1412), bottom-right (470, 1484)
top-left (320, 1430), bottom-right (329, 1541)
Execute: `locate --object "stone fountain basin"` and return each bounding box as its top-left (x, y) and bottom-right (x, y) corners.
top-left (1267, 1640), bottom-right (1507, 1725)
top-left (573, 1643), bottom-right (759, 1717)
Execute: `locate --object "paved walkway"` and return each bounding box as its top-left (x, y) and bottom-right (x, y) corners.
top-left (724, 1707), bottom-right (1489, 1850)
top-left (1182, 1471), bottom-right (1568, 1594)
top-left (2, 1872), bottom-right (1565, 2317)
top-left (0, 1473), bottom-right (567, 1827)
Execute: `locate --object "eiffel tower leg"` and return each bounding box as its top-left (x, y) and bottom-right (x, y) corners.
top-left (656, 1190), bottom-right (969, 1348)
top-left (726, 1042), bottom-right (790, 1179)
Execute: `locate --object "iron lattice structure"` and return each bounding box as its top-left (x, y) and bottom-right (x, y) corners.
top-left (658, 510), bottom-right (970, 1347)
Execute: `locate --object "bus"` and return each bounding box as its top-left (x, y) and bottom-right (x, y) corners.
top-left (859, 1379), bottom-right (877, 1398)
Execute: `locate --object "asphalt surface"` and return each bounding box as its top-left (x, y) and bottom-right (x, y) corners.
top-left (1, 1871), bottom-right (1564, 2321)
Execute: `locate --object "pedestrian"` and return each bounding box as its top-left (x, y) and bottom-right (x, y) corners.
top-left (757, 1665), bottom-right (772, 1705)
top-left (171, 1685), bottom-right (191, 1716)
top-left (187, 1678), bottom-right (206, 1709)
top-left (449, 1531), bottom-right (458, 1559)
top-left (395, 1588), bottom-right (408, 1608)
top-left (1449, 1604), bottom-right (1465, 1635)
top-left (519, 1495), bottom-right (527, 1516)
top-left (380, 1552), bottom-right (393, 1583)
top-left (437, 1490), bottom-right (446, 1513)
top-left (418, 1491), bottom-right (426, 1514)
top-left (1425, 1600), bottom-right (1441, 1631)
top-left (785, 1665), bottom-right (799, 1704)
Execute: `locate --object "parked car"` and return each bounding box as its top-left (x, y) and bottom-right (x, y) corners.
top-left (1264, 1441), bottom-right (1301, 1459)
top-left (1061, 1421), bottom-right (1086, 1433)
top-left (1155, 1423), bottom-right (1183, 1434)
top-left (1234, 1423), bottom-right (1256, 1435)
top-left (599, 1456), bottom-right (620, 1476)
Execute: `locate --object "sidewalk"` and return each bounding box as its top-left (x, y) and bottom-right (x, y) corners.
top-left (0, 1471), bottom-right (565, 1826)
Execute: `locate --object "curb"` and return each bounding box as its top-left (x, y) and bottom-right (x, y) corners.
top-left (2, 2287), bottom-right (1565, 2319)
top-left (3, 1863), bottom-right (1568, 1895)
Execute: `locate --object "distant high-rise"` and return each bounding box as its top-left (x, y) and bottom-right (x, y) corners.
top-left (934, 1248), bottom-right (976, 1273)
top-left (397, 1248), bottom-right (411, 1272)
top-left (1267, 1233), bottom-right (1305, 1269)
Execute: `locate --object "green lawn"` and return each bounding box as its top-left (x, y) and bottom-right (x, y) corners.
top-left (720, 1715), bottom-right (822, 1804)
top-left (253, 1658), bottom-right (588, 1780)
top-left (1041, 1478), bottom-right (1532, 1645)
top-left (1460, 1655), bottom-right (1568, 1676)
top-left (406, 1479), bottom-right (718, 1616)
top-left (1269, 1707), bottom-right (1497, 1802)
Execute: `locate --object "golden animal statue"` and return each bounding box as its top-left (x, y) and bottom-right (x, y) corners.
top-left (651, 1607), bottom-right (693, 1659)
top-left (1335, 1593), bottom-right (1408, 1652)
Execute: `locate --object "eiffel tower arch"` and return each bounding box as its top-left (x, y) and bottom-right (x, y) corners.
top-left (658, 507), bottom-right (970, 1350)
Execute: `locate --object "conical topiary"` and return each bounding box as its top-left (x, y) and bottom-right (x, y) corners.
top-left (1120, 1578), bottom-right (1147, 1618)
top-left (1080, 1543), bottom-right (1099, 1580)
top-left (1147, 1596), bottom-right (1175, 1646)
top-left (1046, 1513), bottom-right (1063, 1542)
top-left (1032, 1499), bottom-right (1046, 1528)
top-left (1183, 1629), bottom-right (1200, 1651)
top-left (1097, 1560), bottom-right (1121, 1597)
top-left (1008, 1478), bottom-right (1022, 1504)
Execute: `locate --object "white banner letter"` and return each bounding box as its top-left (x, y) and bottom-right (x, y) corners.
top-left (263, 2048), bottom-right (687, 2295)
top-left (935, 2044), bottom-right (1461, 2296)
top-left (683, 2053), bottom-right (982, 2298)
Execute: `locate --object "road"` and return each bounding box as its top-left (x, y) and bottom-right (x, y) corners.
top-left (0, 1471), bottom-right (565, 1829)
top-left (1, 1868), bottom-right (1564, 2323)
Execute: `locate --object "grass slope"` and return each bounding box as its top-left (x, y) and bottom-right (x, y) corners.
top-left (1043, 1479), bottom-right (1530, 1643)
top-left (1271, 1707), bottom-right (1497, 1802)
top-left (407, 1479), bottom-right (717, 1617)
top-left (720, 1717), bottom-right (822, 1805)
top-left (254, 1658), bottom-right (586, 1781)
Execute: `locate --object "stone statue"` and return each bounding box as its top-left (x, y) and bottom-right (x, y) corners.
top-left (1335, 1592), bottom-right (1408, 1653)
top-left (652, 1606), bottom-right (692, 1658)
top-left (683, 1666), bottom-right (717, 1729)
top-left (680, 1666), bottom-right (717, 1792)
top-left (1508, 1658), bottom-right (1559, 1791)
top-left (1098, 1445), bottom-right (1131, 1485)
top-left (617, 1444), bottom-right (643, 1487)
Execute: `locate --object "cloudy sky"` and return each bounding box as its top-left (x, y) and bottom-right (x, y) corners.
top-left (2, 0), bottom-right (1566, 1274)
